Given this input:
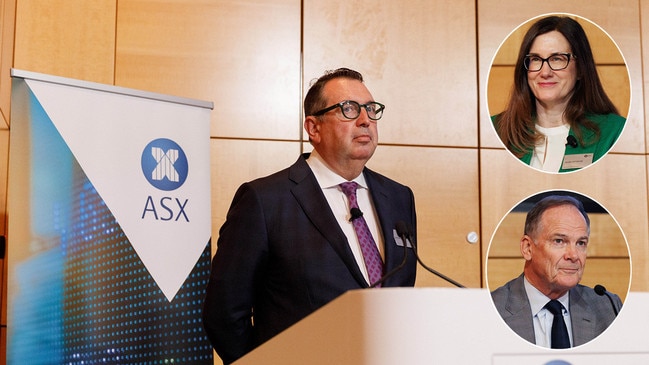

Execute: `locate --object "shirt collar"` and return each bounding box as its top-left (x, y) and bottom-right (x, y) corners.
top-left (523, 275), bottom-right (570, 316)
top-left (306, 149), bottom-right (368, 189)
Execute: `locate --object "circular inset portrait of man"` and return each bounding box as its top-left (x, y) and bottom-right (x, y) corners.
top-left (487, 13), bottom-right (630, 173)
top-left (486, 190), bottom-right (630, 349)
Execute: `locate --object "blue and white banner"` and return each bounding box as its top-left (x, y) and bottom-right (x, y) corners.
top-left (21, 71), bottom-right (212, 301)
top-left (7, 69), bottom-right (213, 364)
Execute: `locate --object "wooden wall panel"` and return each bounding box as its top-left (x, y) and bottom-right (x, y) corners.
top-left (303, 0), bottom-right (477, 147)
top-left (480, 149), bottom-right (649, 291)
top-left (645, 0), bottom-right (649, 155)
top-left (368, 146), bottom-right (480, 288)
top-left (0, 0), bottom-right (16, 129)
top-left (211, 139), bottom-right (302, 250)
top-left (13, 0), bottom-right (116, 85)
top-left (115, 0), bottom-right (302, 141)
top-left (645, 0), bottom-right (649, 299)
top-left (0, 1), bottom-right (14, 354)
top-left (478, 0), bottom-right (645, 155)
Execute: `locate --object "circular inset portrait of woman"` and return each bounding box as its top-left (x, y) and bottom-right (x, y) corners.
top-left (487, 13), bottom-right (630, 174)
top-left (486, 190), bottom-right (631, 349)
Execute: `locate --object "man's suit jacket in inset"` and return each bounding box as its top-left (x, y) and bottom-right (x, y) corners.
top-left (490, 274), bottom-right (622, 347)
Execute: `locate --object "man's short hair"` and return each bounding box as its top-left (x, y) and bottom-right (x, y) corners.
top-left (303, 68), bottom-right (364, 117)
top-left (524, 195), bottom-right (590, 238)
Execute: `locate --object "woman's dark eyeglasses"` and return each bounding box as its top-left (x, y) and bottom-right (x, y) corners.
top-left (524, 53), bottom-right (576, 71)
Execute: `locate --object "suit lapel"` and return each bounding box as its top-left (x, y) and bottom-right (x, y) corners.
top-left (569, 286), bottom-right (596, 346)
top-left (504, 275), bottom-right (536, 344)
top-left (364, 170), bottom-right (400, 281)
top-left (288, 155), bottom-right (369, 287)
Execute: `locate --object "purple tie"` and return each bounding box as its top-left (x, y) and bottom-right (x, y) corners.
top-left (339, 182), bottom-right (384, 287)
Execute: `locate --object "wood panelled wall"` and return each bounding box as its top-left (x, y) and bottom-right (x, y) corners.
top-left (0, 0), bottom-right (14, 361)
top-left (0, 1), bottom-right (647, 364)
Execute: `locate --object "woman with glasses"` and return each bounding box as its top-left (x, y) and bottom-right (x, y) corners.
top-left (492, 15), bottom-right (626, 173)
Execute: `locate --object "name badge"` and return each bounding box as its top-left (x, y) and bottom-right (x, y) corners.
top-left (562, 153), bottom-right (594, 170)
top-left (393, 229), bottom-right (412, 248)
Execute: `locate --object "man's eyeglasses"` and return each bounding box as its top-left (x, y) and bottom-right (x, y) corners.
top-left (311, 100), bottom-right (385, 121)
top-left (524, 53), bottom-right (576, 72)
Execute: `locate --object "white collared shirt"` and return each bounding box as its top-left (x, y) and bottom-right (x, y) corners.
top-left (306, 150), bottom-right (384, 283)
top-left (524, 276), bottom-right (573, 348)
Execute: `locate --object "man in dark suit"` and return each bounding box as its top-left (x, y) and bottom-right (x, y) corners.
top-left (203, 68), bottom-right (417, 364)
top-left (491, 195), bottom-right (622, 348)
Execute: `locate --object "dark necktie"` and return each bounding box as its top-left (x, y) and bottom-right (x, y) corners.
top-left (339, 182), bottom-right (384, 287)
top-left (544, 300), bottom-right (571, 349)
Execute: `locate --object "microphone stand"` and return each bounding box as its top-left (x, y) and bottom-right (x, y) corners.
top-left (409, 234), bottom-right (465, 288)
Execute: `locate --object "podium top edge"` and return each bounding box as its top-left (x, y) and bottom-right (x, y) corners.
top-left (10, 69), bottom-right (214, 110)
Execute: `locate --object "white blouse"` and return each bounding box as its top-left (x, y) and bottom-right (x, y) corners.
top-left (530, 124), bottom-right (570, 172)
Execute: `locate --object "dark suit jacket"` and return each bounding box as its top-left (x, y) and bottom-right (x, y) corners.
top-left (491, 274), bottom-right (622, 347)
top-left (203, 153), bottom-right (417, 364)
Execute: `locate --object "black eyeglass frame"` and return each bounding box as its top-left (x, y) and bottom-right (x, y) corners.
top-left (523, 52), bottom-right (576, 72)
top-left (311, 100), bottom-right (386, 121)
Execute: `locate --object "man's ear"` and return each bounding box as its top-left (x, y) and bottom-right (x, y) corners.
top-left (520, 235), bottom-right (533, 261)
top-left (304, 116), bottom-right (321, 143)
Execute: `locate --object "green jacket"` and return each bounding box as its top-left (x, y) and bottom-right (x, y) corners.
top-left (493, 113), bottom-right (626, 173)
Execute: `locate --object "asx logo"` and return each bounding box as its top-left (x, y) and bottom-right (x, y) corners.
top-left (141, 138), bottom-right (188, 191)
top-left (141, 138), bottom-right (190, 222)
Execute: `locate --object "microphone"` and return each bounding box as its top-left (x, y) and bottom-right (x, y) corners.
top-left (566, 135), bottom-right (578, 148)
top-left (404, 223), bottom-right (465, 288)
top-left (368, 221), bottom-right (409, 288)
top-left (350, 207), bottom-right (363, 222)
top-left (594, 284), bottom-right (619, 316)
